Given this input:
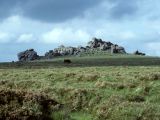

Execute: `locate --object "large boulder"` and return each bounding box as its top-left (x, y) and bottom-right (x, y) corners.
top-left (54, 46), bottom-right (77, 56)
top-left (88, 37), bottom-right (126, 54)
top-left (111, 45), bottom-right (126, 54)
top-left (45, 50), bottom-right (62, 59)
top-left (116, 46), bottom-right (126, 54)
top-left (17, 49), bottom-right (39, 61)
top-left (88, 38), bottom-right (104, 49)
top-left (111, 45), bottom-right (117, 54)
top-left (134, 50), bottom-right (145, 56)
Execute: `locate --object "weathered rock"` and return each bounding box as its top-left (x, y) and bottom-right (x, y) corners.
top-left (87, 37), bottom-right (126, 54)
top-left (111, 45), bottom-right (117, 54)
top-left (116, 46), bottom-right (126, 54)
top-left (54, 46), bottom-right (76, 56)
top-left (47, 38), bottom-right (125, 58)
top-left (134, 50), bottom-right (145, 56)
top-left (88, 38), bottom-right (103, 48)
top-left (45, 50), bottom-right (62, 59)
top-left (17, 49), bottom-right (39, 61)
top-left (17, 37), bottom-right (127, 61)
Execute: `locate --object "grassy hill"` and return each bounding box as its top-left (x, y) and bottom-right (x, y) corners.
top-left (0, 54), bottom-right (160, 69)
top-left (0, 54), bottom-right (160, 119)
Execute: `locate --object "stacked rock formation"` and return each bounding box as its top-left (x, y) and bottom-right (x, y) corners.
top-left (44, 45), bottom-right (87, 58)
top-left (17, 49), bottom-right (39, 61)
top-left (17, 37), bottom-right (127, 61)
top-left (44, 38), bottom-right (126, 59)
top-left (87, 38), bottom-right (126, 54)
top-left (134, 50), bottom-right (146, 56)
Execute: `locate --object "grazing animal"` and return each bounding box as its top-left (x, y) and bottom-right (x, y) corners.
top-left (64, 59), bottom-right (72, 64)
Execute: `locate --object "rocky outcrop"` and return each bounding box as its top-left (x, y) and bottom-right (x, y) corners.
top-left (87, 38), bottom-right (113, 50)
top-left (88, 38), bottom-right (126, 54)
top-left (18, 38), bottom-right (127, 61)
top-left (111, 45), bottom-right (126, 54)
top-left (134, 50), bottom-right (145, 56)
top-left (44, 37), bottom-right (126, 59)
top-left (45, 50), bottom-right (61, 59)
top-left (44, 45), bottom-right (87, 59)
top-left (17, 49), bottom-right (39, 61)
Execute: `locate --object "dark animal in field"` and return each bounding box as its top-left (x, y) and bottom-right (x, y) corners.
top-left (64, 59), bottom-right (72, 64)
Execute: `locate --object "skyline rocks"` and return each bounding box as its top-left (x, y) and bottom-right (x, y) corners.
top-left (17, 49), bottom-right (39, 61)
top-left (17, 37), bottom-right (143, 61)
top-left (44, 38), bottom-right (126, 59)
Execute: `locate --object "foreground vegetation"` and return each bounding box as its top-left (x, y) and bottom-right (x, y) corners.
top-left (0, 55), bottom-right (160, 120)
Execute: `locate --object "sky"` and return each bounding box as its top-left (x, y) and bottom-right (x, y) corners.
top-left (0, 0), bottom-right (160, 62)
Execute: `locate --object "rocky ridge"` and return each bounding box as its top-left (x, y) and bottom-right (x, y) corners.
top-left (17, 37), bottom-right (141, 61)
top-left (43, 38), bottom-right (126, 59)
top-left (17, 49), bottom-right (39, 61)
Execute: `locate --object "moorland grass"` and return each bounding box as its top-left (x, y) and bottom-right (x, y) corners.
top-left (0, 65), bottom-right (160, 120)
top-left (0, 54), bottom-right (160, 69)
top-left (0, 55), bottom-right (160, 119)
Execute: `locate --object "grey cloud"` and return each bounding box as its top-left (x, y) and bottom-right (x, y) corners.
top-left (0, 0), bottom-right (103, 22)
top-left (0, 0), bottom-right (17, 20)
top-left (22, 0), bottom-right (103, 22)
top-left (109, 0), bottom-right (138, 19)
top-left (0, 0), bottom-right (139, 22)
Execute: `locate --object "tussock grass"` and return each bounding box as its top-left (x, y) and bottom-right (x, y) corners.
top-left (138, 72), bottom-right (160, 81)
top-left (0, 88), bottom-right (61, 120)
top-left (0, 66), bottom-right (160, 119)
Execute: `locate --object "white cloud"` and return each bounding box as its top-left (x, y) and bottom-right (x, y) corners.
top-left (17, 34), bottom-right (35, 43)
top-left (146, 42), bottom-right (160, 56)
top-left (0, 32), bottom-right (11, 43)
top-left (118, 31), bottom-right (136, 40)
top-left (41, 28), bottom-right (91, 46)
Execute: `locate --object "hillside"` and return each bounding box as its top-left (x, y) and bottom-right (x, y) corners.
top-left (0, 54), bottom-right (160, 69)
top-left (0, 63), bottom-right (160, 119)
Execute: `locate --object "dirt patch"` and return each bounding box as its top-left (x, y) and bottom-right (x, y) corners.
top-left (0, 88), bottom-right (62, 120)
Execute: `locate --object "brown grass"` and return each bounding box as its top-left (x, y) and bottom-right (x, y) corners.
top-left (0, 88), bottom-right (61, 120)
top-left (95, 81), bottom-right (136, 89)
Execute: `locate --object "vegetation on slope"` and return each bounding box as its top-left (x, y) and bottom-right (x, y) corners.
top-left (0, 65), bottom-right (160, 119)
top-left (0, 54), bottom-right (160, 69)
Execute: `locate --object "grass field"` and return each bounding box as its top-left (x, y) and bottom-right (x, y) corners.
top-left (0, 55), bottom-right (160, 120)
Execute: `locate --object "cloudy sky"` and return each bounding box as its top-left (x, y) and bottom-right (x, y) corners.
top-left (0, 0), bottom-right (160, 62)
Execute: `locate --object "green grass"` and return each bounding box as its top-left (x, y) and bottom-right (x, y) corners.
top-left (0, 55), bottom-right (160, 119)
top-left (0, 54), bottom-right (160, 69)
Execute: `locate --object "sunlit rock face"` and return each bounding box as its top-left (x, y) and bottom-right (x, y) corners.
top-left (88, 37), bottom-right (126, 54)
